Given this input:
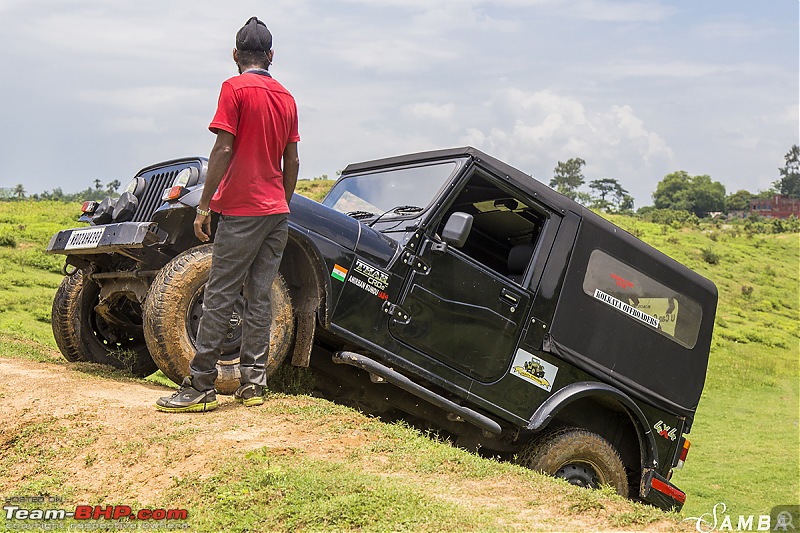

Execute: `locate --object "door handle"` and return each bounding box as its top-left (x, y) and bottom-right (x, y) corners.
top-left (500, 288), bottom-right (520, 310)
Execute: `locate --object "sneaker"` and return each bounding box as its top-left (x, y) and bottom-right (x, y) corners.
top-left (234, 383), bottom-right (267, 407)
top-left (156, 377), bottom-right (218, 413)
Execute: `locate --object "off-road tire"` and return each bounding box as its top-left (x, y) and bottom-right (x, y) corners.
top-left (143, 244), bottom-right (295, 395)
top-left (517, 427), bottom-right (628, 496)
top-left (51, 268), bottom-right (158, 377)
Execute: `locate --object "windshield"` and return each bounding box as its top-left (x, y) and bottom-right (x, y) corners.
top-left (323, 161), bottom-right (459, 218)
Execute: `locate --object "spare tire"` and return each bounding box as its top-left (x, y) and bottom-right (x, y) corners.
top-left (143, 244), bottom-right (295, 394)
top-left (52, 268), bottom-right (157, 377)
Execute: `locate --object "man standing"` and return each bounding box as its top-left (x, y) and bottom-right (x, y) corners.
top-left (157, 16), bottom-right (300, 413)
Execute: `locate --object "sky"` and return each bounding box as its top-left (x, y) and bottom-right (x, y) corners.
top-left (0, 0), bottom-right (797, 207)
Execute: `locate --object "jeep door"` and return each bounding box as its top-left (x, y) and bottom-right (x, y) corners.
top-left (388, 169), bottom-right (553, 383)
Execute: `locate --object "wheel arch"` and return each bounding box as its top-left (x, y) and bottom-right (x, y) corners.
top-left (527, 381), bottom-right (658, 481)
top-left (280, 230), bottom-right (331, 367)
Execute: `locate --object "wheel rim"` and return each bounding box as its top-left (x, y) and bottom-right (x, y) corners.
top-left (186, 286), bottom-right (243, 363)
top-left (555, 462), bottom-right (601, 489)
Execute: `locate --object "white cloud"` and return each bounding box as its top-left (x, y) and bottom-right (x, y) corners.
top-left (568, 0), bottom-right (675, 22)
top-left (78, 87), bottom-right (207, 110)
top-left (405, 102), bottom-right (456, 122)
top-left (459, 88), bottom-right (673, 193)
top-left (594, 59), bottom-right (779, 79)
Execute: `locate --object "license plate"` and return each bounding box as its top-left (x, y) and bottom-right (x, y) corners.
top-left (65, 227), bottom-right (105, 250)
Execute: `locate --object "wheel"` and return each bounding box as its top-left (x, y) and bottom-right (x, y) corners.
top-left (143, 244), bottom-right (295, 395)
top-left (517, 427), bottom-right (628, 497)
top-left (51, 268), bottom-right (158, 377)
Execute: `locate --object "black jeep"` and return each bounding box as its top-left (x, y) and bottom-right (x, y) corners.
top-left (47, 147), bottom-right (717, 511)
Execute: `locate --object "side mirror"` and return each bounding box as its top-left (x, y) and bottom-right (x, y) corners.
top-left (441, 212), bottom-right (473, 249)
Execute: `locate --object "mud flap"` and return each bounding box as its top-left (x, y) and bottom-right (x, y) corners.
top-left (641, 468), bottom-right (686, 512)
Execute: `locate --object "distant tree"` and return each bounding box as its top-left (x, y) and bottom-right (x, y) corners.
top-left (549, 158), bottom-right (586, 201)
top-left (106, 179), bottom-right (121, 195)
top-left (652, 171), bottom-right (725, 217)
top-left (39, 187), bottom-right (65, 201)
top-left (752, 188), bottom-right (778, 199)
top-left (774, 145), bottom-right (800, 198)
top-left (94, 178), bottom-right (102, 190)
top-left (725, 189), bottom-right (753, 212)
top-left (13, 184), bottom-right (25, 199)
top-left (589, 178), bottom-right (633, 212)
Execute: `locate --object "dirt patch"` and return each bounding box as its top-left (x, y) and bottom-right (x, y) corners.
top-left (0, 356), bottom-right (686, 531)
top-left (0, 357), bottom-right (372, 503)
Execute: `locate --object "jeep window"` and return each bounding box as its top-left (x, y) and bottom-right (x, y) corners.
top-left (323, 161), bottom-right (458, 218)
top-left (437, 172), bottom-right (547, 285)
top-left (582, 250), bottom-right (703, 348)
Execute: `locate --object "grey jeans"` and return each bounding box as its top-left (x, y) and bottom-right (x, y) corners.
top-left (190, 213), bottom-right (289, 392)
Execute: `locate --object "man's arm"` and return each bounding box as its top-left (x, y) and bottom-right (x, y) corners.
top-left (194, 130), bottom-right (235, 242)
top-left (282, 142), bottom-right (299, 205)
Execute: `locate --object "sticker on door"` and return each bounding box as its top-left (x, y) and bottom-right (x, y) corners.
top-left (510, 349), bottom-right (559, 392)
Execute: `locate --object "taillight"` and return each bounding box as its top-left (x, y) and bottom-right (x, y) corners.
top-left (81, 201), bottom-right (98, 214)
top-left (675, 438), bottom-right (691, 469)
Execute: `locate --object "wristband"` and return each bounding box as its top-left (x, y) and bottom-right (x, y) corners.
top-left (196, 207), bottom-right (211, 217)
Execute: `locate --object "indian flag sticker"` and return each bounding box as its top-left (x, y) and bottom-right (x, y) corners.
top-left (331, 264), bottom-right (348, 283)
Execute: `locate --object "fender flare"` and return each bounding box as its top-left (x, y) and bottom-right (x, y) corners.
top-left (527, 381), bottom-right (658, 471)
top-left (281, 226), bottom-right (333, 366)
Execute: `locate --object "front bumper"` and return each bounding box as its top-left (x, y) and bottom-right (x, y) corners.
top-left (640, 468), bottom-right (686, 511)
top-left (46, 222), bottom-right (168, 255)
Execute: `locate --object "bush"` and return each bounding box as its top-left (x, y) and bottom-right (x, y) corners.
top-left (0, 233), bottom-right (17, 248)
top-left (701, 247), bottom-right (720, 265)
top-left (639, 208), bottom-right (699, 227)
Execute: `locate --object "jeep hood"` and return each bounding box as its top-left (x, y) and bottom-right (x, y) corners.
top-left (288, 194), bottom-right (398, 265)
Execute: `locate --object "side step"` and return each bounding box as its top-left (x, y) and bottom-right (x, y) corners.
top-left (332, 351), bottom-right (502, 435)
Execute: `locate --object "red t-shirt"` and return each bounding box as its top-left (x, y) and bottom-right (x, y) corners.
top-left (208, 72), bottom-right (300, 216)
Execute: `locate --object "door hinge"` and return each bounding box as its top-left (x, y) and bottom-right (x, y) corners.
top-left (382, 301), bottom-right (410, 323)
top-left (401, 250), bottom-right (430, 274)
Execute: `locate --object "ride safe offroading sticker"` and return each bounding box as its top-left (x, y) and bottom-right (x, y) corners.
top-left (510, 349), bottom-right (558, 392)
top-left (331, 260), bottom-right (389, 300)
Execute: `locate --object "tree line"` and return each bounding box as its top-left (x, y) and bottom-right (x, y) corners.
top-left (547, 144), bottom-right (799, 218)
top-left (0, 179), bottom-right (122, 202)
top-left (2, 145), bottom-right (798, 218)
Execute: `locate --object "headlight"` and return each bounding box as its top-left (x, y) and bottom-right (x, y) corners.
top-left (124, 177), bottom-right (146, 199)
top-left (112, 192), bottom-right (139, 223)
top-left (162, 167), bottom-right (200, 201)
top-left (91, 197), bottom-right (117, 225)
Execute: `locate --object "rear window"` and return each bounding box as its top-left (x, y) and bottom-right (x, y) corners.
top-left (582, 250), bottom-right (702, 349)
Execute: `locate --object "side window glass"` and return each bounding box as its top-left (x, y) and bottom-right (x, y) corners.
top-left (436, 172), bottom-right (546, 285)
top-left (582, 250), bottom-right (703, 348)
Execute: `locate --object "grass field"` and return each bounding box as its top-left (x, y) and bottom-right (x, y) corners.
top-left (0, 193), bottom-right (797, 529)
top-left (605, 214), bottom-right (800, 516)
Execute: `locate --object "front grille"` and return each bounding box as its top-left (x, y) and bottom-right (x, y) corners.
top-left (131, 160), bottom-right (203, 222)
top-left (133, 171), bottom-right (174, 222)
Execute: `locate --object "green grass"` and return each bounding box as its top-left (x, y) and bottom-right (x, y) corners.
top-left (605, 214), bottom-right (800, 515)
top-left (176, 448), bottom-right (499, 532)
top-left (0, 199), bottom-right (797, 527)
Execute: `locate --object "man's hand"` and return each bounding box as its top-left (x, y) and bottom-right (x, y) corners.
top-left (194, 213), bottom-right (211, 242)
top-left (194, 129), bottom-right (234, 243)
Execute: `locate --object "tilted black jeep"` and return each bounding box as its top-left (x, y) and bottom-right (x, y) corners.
top-left (47, 147), bottom-right (717, 511)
